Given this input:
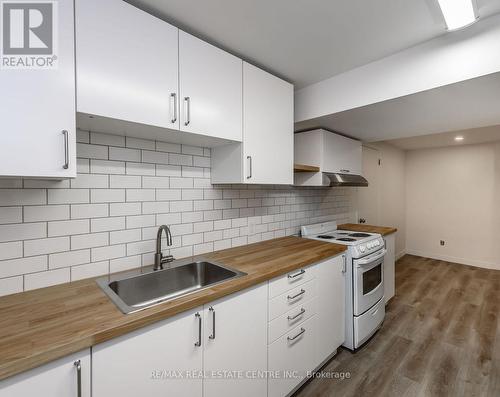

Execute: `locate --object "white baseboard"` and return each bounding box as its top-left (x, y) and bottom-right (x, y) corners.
top-left (404, 249), bottom-right (500, 270)
top-left (395, 250), bottom-right (406, 261)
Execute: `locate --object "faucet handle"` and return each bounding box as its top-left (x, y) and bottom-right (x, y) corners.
top-left (161, 254), bottom-right (175, 265)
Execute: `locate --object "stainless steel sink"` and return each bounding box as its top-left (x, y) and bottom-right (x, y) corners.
top-left (97, 259), bottom-right (246, 314)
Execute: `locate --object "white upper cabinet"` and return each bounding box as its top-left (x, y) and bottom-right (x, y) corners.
top-left (179, 31), bottom-right (242, 141)
top-left (322, 131), bottom-right (362, 175)
top-left (211, 62), bottom-right (294, 184)
top-left (0, 0), bottom-right (76, 178)
top-left (203, 283), bottom-right (268, 397)
top-left (76, 0), bottom-right (179, 129)
top-left (242, 62), bottom-right (294, 184)
top-left (0, 349), bottom-right (90, 397)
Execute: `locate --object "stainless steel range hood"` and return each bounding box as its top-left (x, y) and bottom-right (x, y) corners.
top-left (324, 172), bottom-right (368, 187)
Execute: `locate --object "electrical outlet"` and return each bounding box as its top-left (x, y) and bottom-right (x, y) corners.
top-left (440, 240), bottom-right (445, 246)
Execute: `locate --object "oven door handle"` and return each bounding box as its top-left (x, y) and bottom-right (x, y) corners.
top-left (355, 249), bottom-right (386, 266)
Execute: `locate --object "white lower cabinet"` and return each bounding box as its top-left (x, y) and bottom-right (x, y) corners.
top-left (203, 283), bottom-right (268, 397)
top-left (92, 307), bottom-right (203, 397)
top-left (384, 233), bottom-right (396, 303)
top-left (0, 349), bottom-right (90, 397)
top-left (92, 283), bottom-right (268, 397)
top-left (268, 316), bottom-right (317, 397)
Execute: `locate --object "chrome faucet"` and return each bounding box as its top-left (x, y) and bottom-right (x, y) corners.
top-left (154, 225), bottom-right (174, 271)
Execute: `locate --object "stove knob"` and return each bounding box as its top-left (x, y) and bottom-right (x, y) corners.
top-left (359, 245), bottom-right (366, 253)
top-left (366, 242), bottom-right (372, 249)
top-left (375, 240), bottom-right (380, 246)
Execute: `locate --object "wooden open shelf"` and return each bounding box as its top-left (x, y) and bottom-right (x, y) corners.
top-left (294, 163), bottom-right (320, 173)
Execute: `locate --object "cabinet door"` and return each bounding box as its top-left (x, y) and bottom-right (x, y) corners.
top-left (243, 62), bottom-right (293, 184)
top-left (92, 308), bottom-right (203, 397)
top-left (0, 349), bottom-right (90, 397)
top-left (179, 31), bottom-right (242, 141)
top-left (384, 233), bottom-right (396, 303)
top-left (0, 0), bottom-right (76, 178)
top-left (76, 0), bottom-right (179, 129)
top-left (203, 283), bottom-right (267, 397)
top-left (322, 131), bottom-right (362, 175)
top-left (315, 255), bottom-right (345, 365)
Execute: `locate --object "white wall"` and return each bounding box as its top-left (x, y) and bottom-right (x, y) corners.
top-left (405, 142), bottom-right (500, 270)
top-left (0, 130), bottom-right (355, 297)
top-left (357, 143), bottom-right (406, 257)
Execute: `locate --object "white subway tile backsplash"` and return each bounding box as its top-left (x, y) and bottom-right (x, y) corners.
top-left (91, 189), bottom-right (125, 203)
top-left (0, 189), bottom-right (46, 206)
top-left (91, 244), bottom-right (126, 262)
top-left (0, 276), bottom-right (23, 297)
top-left (109, 147), bottom-right (141, 162)
top-left (71, 261), bottom-right (109, 281)
top-left (24, 205), bottom-right (69, 222)
top-left (48, 219), bottom-right (89, 237)
top-left (48, 189), bottom-right (89, 204)
top-left (71, 203), bottom-right (109, 219)
top-left (0, 132), bottom-right (353, 294)
top-left (91, 159), bottom-right (125, 175)
top-left (126, 162), bottom-right (155, 176)
top-left (24, 268), bottom-right (70, 291)
top-left (91, 217), bottom-right (125, 232)
top-left (76, 143), bottom-right (108, 160)
top-left (0, 223), bottom-right (46, 243)
top-left (71, 232), bottom-right (109, 250)
top-left (0, 242), bottom-right (23, 261)
top-left (0, 207), bottom-right (22, 224)
top-left (24, 237), bottom-right (70, 256)
top-left (49, 249), bottom-right (90, 269)
top-left (0, 256), bottom-right (47, 278)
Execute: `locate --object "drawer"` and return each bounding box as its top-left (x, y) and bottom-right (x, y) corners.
top-left (268, 265), bottom-right (315, 299)
top-left (268, 279), bottom-right (317, 321)
top-left (354, 296), bottom-right (385, 348)
top-left (268, 297), bottom-right (317, 344)
top-left (268, 316), bottom-right (317, 397)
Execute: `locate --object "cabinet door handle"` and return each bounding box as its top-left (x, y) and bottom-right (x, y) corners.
top-left (209, 306), bottom-right (215, 340)
top-left (342, 255), bottom-right (347, 274)
top-left (287, 327), bottom-right (305, 341)
top-left (62, 130), bottom-right (69, 170)
top-left (184, 97), bottom-right (191, 126)
top-left (288, 269), bottom-right (305, 279)
top-left (194, 312), bottom-right (202, 347)
top-left (74, 360), bottom-right (82, 397)
top-left (170, 93), bottom-right (177, 123)
top-left (340, 169), bottom-right (350, 173)
top-left (246, 156), bottom-right (252, 179)
top-left (287, 289), bottom-right (305, 300)
top-left (287, 308), bottom-right (305, 320)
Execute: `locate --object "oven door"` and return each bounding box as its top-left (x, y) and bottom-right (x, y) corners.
top-left (353, 248), bottom-right (386, 316)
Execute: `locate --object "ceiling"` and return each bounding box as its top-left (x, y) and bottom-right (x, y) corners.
top-left (387, 124), bottom-right (500, 150)
top-left (127, 0), bottom-right (500, 89)
top-left (294, 71), bottom-right (500, 142)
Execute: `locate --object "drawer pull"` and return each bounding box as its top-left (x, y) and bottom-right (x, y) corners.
top-left (287, 327), bottom-right (305, 341)
top-left (194, 312), bottom-right (202, 347)
top-left (287, 289), bottom-right (305, 300)
top-left (287, 308), bottom-right (305, 320)
top-left (288, 269), bottom-right (305, 279)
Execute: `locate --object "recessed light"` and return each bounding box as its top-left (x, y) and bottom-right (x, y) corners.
top-left (437, 0), bottom-right (478, 31)
top-left (454, 136), bottom-right (464, 142)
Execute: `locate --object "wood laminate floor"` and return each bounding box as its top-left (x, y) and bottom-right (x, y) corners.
top-left (296, 255), bottom-right (500, 397)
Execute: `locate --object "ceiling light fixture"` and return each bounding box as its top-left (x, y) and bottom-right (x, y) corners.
top-left (437, 0), bottom-right (478, 31)
top-left (454, 136), bottom-right (464, 142)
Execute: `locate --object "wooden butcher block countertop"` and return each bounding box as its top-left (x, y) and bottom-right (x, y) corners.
top-left (0, 236), bottom-right (346, 381)
top-left (338, 223), bottom-right (397, 236)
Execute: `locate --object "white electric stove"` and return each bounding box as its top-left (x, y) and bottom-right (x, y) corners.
top-left (301, 221), bottom-right (386, 350)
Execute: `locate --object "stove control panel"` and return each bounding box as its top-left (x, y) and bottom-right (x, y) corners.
top-left (351, 236), bottom-right (385, 258)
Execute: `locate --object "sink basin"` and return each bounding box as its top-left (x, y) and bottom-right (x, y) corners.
top-left (97, 260), bottom-right (246, 314)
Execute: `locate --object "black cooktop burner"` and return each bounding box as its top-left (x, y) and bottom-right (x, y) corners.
top-left (336, 237), bottom-right (357, 242)
top-left (349, 233), bottom-right (371, 238)
top-left (317, 235), bottom-right (334, 239)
